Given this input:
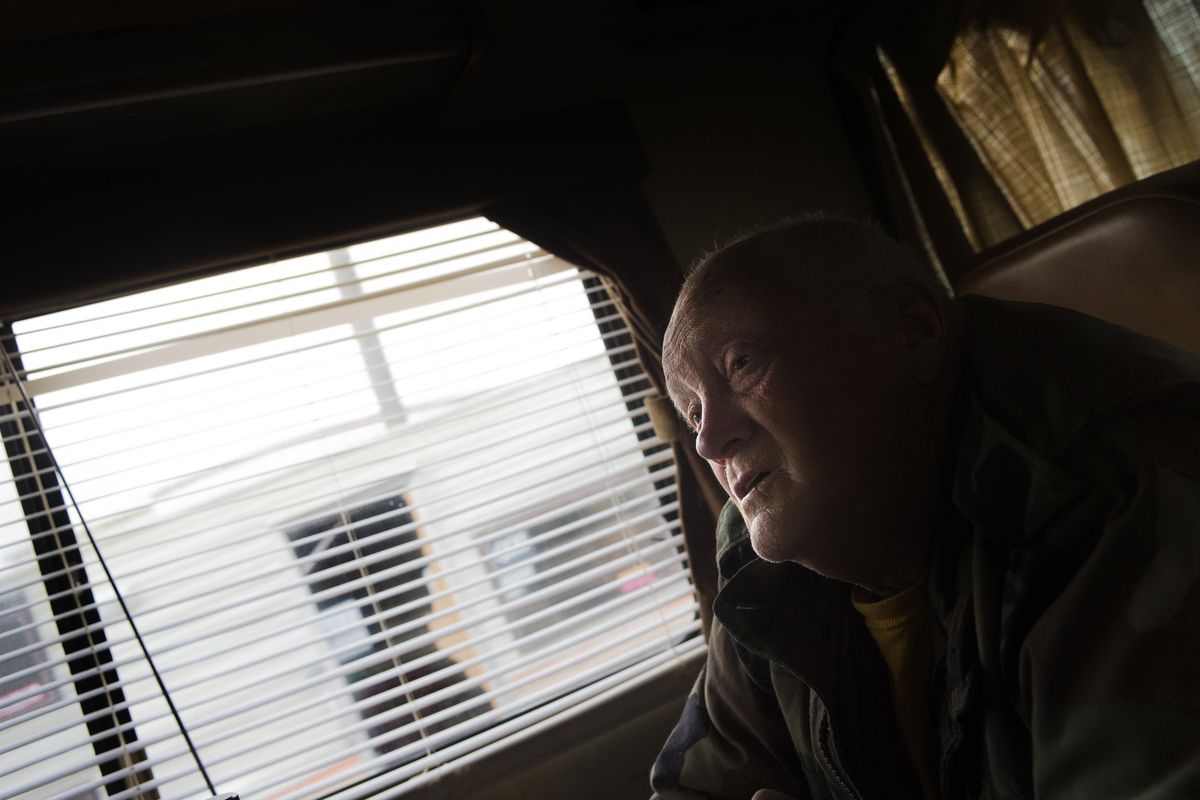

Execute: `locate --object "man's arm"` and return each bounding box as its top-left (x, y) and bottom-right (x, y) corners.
top-left (1019, 462), bottom-right (1200, 798)
top-left (650, 621), bottom-right (811, 800)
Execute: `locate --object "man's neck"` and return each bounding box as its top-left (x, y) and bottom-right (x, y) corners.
top-left (865, 301), bottom-right (970, 598)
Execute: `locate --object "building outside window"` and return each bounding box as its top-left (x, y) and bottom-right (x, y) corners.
top-left (0, 217), bottom-right (701, 800)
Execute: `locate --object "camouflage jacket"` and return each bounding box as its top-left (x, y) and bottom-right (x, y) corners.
top-left (651, 297), bottom-right (1200, 800)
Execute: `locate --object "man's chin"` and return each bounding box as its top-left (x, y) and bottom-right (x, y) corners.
top-left (747, 515), bottom-right (842, 580)
top-left (746, 517), bottom-right (793, 564)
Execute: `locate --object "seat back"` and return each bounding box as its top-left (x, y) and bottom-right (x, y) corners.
top-left (957, 163), bottom-right (1200, 359)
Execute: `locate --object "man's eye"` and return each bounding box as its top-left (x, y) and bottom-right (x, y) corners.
top-left (726, 352), bottom-right (757, 376)
top-left (688, 410), bottom-right (702, 432)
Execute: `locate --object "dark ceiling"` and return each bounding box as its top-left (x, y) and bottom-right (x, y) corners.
top-left (1, 0), bottom-right (807, 186)
top-left (3, 1), bottom-right (464, 189)
top-left (0, 0), bottom-right (846, 318)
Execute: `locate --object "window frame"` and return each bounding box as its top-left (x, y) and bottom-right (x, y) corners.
top-left (0, 220), bottom-right (702, 800)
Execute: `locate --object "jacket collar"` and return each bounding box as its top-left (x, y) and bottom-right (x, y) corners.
top-left (713, 554), bottom-right (853, 706)
top-left (958, 296), bottom-right (1200, 460)
top-left (715, 553), bottom-right (919, 799)
top-left (951, 295), bottom-right (1200, 545)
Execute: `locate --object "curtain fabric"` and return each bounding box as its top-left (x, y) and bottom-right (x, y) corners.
top-left (486, 184), bottom-right (723, 636)
top-left (830, 2), bottom-right (1010, 284)
top-left (884, 0), bottom-right (1200, 251)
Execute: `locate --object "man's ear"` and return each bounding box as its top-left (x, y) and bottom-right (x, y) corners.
top-left (891, 281), bottom-right (946, 385)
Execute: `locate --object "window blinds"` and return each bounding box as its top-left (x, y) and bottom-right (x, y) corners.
top-left (0, 217), bottom-right (701, 800)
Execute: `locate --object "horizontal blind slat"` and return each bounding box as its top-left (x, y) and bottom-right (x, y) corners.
top-left (17, 265), bottom-right (596, 413)
top-left (0, 509), bottom-right (683, 701)
top-left (6, 221), bottom-right (506, 340)
top-left (0, 479), bottom-right (679, 663)
top-left (20, 252), bottom-right (579, 397)
top-left (2, 441), bottom-right (676, 652)
top-left (2, 576), bottom-right (695, 781)
top-left (0, 517), bottom-right (688, 745)
top-left (3, 300), bottom-right (630, 457)
top-left (0, 381), bottom-right (657, 568)
top-left (248, 623), bottom-right (705, 800)
top-left (14, 233), bottom-right (530, 364)
top-left (328, 638), bottom-right (705, 800)
top-left (4, 577), bottom-right (698, 799)
top-left (88, 582), bottom-right (700, 800)
top-left (1, 217), bottom-right (690, 800)
top-left (0, 374), bottom-right (655, 563)
top-left (101, 631), bottom-right (707, 800)
top-left (187, 566), bottom-right (696, 762)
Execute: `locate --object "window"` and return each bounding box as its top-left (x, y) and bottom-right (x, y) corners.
top-left (283, 481), bottom-right (489, 759)
top-left (877, 0), bottom-right (1200, 254)
top-left (0, 218), bottom-right (701, 800)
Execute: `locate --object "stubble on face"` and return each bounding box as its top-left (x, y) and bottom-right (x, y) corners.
top-left (664, 279), bottom-right (943, 592)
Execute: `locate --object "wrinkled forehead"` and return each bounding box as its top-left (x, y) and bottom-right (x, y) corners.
top-left (662, 303), bottom-right (701, 403)
top-left (663, 283), bottom-right (765, 398)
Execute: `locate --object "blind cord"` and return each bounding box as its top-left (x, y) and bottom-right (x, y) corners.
top-left (1, 345), bottom-right (218, 797)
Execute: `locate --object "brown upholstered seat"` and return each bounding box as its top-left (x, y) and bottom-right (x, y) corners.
top-left (957, 160), bottom-right (1200, 359)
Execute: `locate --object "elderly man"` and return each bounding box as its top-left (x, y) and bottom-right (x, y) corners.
top-left (650, 216), bottom-right (1200, 800)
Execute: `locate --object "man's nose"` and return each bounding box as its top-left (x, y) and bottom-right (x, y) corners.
top-left (694, 402), bottom-right (751, 462)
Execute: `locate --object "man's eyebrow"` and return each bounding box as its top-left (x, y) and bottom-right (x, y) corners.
top-left (673, 407), bottom-right (699, 434)
top-left (663, 388), bottom-right (686, 415)
top-left (661, 382), bottom-right (691, 417)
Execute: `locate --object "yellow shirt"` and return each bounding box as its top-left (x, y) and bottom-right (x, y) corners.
top-left (852, 575), bottom-right (940, 800)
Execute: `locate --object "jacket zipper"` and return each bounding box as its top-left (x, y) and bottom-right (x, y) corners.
top-left (818, 711), bottom-right (862, 800)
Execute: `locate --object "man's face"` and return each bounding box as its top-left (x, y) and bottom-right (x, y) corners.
top-left (664, 280), bottom-right (927, 587)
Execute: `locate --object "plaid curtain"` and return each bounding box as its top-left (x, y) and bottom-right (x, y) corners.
top-left (885, 0), bottom-right (1200, 250)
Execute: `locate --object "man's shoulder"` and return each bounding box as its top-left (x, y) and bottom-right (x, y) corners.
top-left (960, 295), bottom-right (1200, 459)
top-left (955, 296), bottom-right (1200, 545)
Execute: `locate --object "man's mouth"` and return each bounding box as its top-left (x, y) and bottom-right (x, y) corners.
top-left (734, 470), bottom-right (772, 502)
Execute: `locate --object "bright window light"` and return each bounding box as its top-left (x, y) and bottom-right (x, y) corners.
top-left (0, 217), bottom-right (700, 800)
